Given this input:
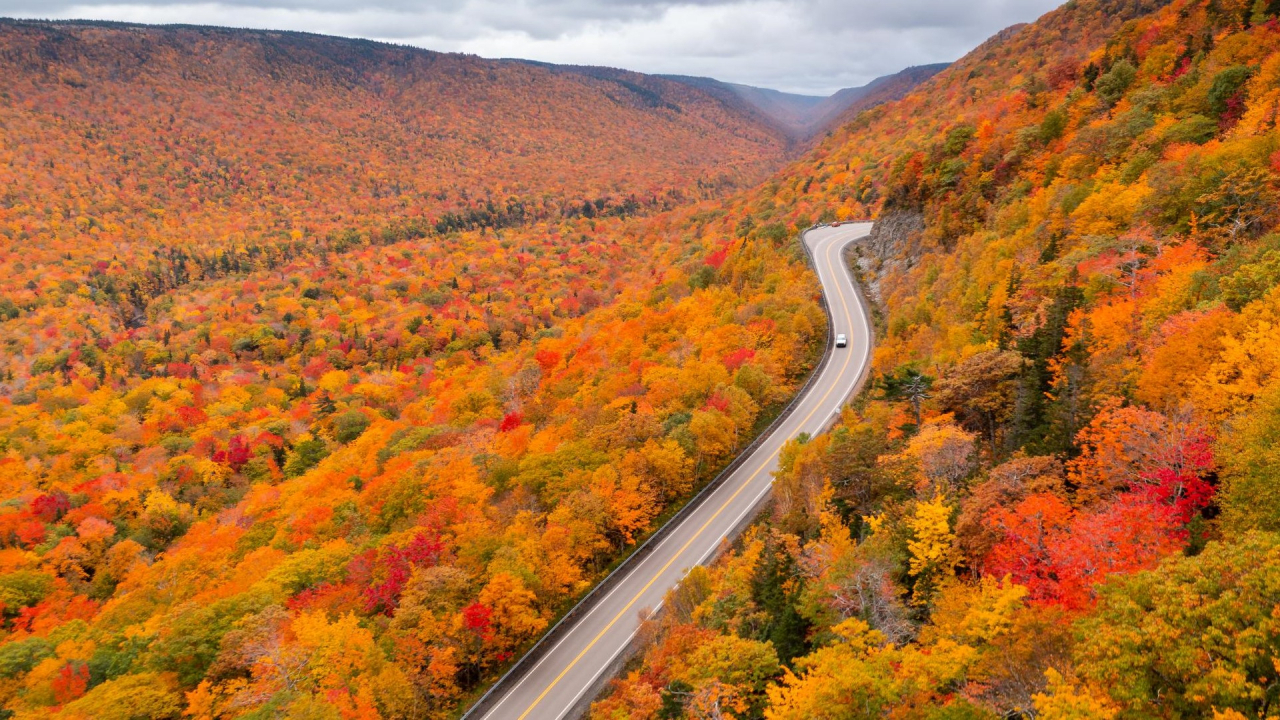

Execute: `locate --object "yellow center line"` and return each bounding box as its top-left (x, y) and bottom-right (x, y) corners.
top-left (513, 231), bottom-right (860, 720)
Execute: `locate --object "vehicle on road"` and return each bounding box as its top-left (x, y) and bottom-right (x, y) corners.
top-left (836, 333), bottom-right (847, 347)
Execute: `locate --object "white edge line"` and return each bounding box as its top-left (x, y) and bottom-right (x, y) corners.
top-left (549, 477), bottom-right (779, 720)
top-left (488, 225), bottom-right (872, 719)
top-left (541, 227), bottom-right (873, 719)
top-left (480, 491), bottom-right (705, 718)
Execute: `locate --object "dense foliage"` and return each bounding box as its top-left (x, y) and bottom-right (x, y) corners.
top-left (9, 0), bottom-right (1280, 715)
top-left (0, 20), bottom-right (792, 326)
top-left (0, 20), bottom-right (826, 720)
top-left (594, 0), bottom-right (1280, 717)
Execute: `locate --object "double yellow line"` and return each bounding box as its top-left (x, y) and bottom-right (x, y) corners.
top-left (509, 230), bottom-right (864, 720)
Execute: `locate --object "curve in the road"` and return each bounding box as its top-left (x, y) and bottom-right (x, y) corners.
top-left (466, 222), bottom-right (876, 720)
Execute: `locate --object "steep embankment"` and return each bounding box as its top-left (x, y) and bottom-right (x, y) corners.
top-left (595, 0), bottom-right (1280, 717)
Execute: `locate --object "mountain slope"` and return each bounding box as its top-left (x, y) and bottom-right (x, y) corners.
top-left (0, 19), bottom-right (794, 307)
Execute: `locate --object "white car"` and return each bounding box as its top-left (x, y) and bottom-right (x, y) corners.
top-left (835, 333), bottom-right (847, 348)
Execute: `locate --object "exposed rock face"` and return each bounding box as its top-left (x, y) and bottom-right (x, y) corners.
top-left (865, 212), bottom-right (925, 261)
top-left (851, 211), bottom-right (925, 307)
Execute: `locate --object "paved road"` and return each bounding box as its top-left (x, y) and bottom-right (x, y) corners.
top-left (468, 222), bottom-right (875, 720)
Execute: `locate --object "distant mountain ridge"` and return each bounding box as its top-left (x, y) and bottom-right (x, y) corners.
top-left (0, 17), bottom-right (801, 273)
top-left (661, 64), bottom-right (950, 141)
top-left (503, 59), bottom-right (948, 144)
top-left (802, 63), bottom-right (952, 136)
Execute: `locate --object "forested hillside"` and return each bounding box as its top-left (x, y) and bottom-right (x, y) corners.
top-left (595, 0), bottom-right (1280, 717)
top-left (0, 20), bottom-right (829, 720)
top-left (9, 0), bottom-right (1280, 716)
top-left (0, 20), bottom-right (798, 323)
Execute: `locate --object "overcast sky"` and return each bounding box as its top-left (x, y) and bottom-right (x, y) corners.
top-left (2, 0), bottom-right (1063, 95)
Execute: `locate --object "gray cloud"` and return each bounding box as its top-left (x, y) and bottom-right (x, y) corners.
top-left (1, 0), bottom-right (1063, 94)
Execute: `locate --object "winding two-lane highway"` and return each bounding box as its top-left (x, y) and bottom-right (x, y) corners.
top-left (467, 222), bottom-right (875, 720)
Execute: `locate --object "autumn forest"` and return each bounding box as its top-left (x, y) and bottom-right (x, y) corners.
top-left (2, 0), bottom-right (1280, 717)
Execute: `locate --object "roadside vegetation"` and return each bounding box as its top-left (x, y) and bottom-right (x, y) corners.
top-left (594, 0), bottom-right (1280, 716)
top-left (0, 22), bottom-right (820, 719)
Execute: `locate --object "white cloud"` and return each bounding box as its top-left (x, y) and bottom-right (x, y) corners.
top-left (4, 0), bottom-right (1064, 94)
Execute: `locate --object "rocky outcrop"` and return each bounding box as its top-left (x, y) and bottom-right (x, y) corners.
top-left (850, 211), bottom-right (925, 307)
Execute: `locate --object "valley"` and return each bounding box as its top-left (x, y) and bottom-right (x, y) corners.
top-left (1, 0), bottom-right (1280, 718)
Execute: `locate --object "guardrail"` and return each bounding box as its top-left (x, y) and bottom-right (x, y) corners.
top-left (461, 223), bottom-right (869, 720)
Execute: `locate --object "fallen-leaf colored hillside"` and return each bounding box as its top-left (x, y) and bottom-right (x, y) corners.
top-left (0, 20), bottom-right (795, 320)
top-left (0, 19), bottom-right (833, 720)
top-left (595, 0), bottom-right (1280, 717)
top-left (0, 206), bottom-right (823, 720)
top-left (0, 9), bottom-right (849, 712)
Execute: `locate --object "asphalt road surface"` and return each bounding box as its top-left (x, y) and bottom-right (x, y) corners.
top-left (468, 222), bottom-right (875, 720)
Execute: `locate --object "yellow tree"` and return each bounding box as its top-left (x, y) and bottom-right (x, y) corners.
top-left (689, 409), bottom-right (736, 467)
top-left (477, 572), bottom-right (547, 657)
top-left (906, 494), bottom-right (958, 605)
top-left (1033, 669), bottom-right (1118, 720)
